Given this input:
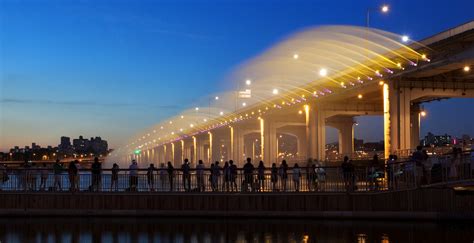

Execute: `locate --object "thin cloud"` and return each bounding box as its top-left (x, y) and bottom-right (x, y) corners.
top-left (0, 98), bottom-right (180, 109)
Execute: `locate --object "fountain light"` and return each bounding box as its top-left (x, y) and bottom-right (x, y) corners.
top-left (319, 68), bottom-right (328, 77)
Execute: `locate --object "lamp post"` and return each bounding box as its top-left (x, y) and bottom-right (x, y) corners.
top-left (366, 4), bottom-right (389, 28)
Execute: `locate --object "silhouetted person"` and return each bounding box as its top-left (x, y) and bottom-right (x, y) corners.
top-left (279, 160), bottom-right (288, 192)
top-left (271, 163), bottom-right (278, 191)
top-left (0, 164), bottom-right (7, 191)
top-left (315, 160), bottom-right (326, 191)
top-left (223, 161), bottom-right (231, 192)
top-left (369, 154), bottom-right (381, 191)
top-left (243, 158), bottom-right (255, 191)
top-left (68, 161), bottom-right (78, 192)
top-left (53, 159), bottom-right (63, 191)
top-left (257, 161), bottom-right (265, 192)
top-left (196, 160), bottom-right (205, 192)
top-left (229, 160), bottom-right (238, 192)
top-left (305, 158), bottom-right (313, 191)
top-left (129, 160), bottom-right (138, 191)
top-left (181, 159), bottom-right (191, 191)
top-left (341, 156), bottom-right (354, 192)
top-left (91, 157), bottom-right (102, 191)
top-left (309, 164), bottom-right (317, 192)
top-left (111, 163), bottom-right (119, 191)
top-left (211, 161), bottom-right (221, 192)
top-left (147, 163), bottom-right (156, 191)
top-left (292, 163), bottom-right (301, 192)
top-left (412, 146), bottom-right (425, 186)
top-left (39, 163), bottom-right (48, 191)
top-left (167, 161), bottom-right (174, 192)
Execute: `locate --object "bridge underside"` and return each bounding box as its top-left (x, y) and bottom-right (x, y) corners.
top-left (131, 22), bottom-right (474, 167)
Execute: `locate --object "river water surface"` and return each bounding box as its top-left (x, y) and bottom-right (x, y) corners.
top-left (0, 217), bottom-right (473, 243)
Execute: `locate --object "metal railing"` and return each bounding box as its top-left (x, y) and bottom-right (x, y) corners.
top-left (0, 154), bottom-right (471, 193)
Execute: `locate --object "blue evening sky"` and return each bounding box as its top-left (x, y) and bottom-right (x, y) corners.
top-left (1, 0), bottom-right (473, 151)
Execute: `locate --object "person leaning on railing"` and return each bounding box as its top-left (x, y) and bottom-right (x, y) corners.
top-left (341, 156), bottom-right (354, 192)
top-left (0, 164), bottom-right (7, 191)
top-left (196, 160), bottom-right (205, 192)
top-left (147, 163), bottom-right (156, 192)
top-left (53, 159), bottom-right (63, 191)
top-left (229, 160), bottom-right (238, 192)
top-left (91, 157), bottom-right (102, 192)
top-left (181, 159), bottom-right (191, 192)
top-left (167, 161), bottom-right (174, 192)
top-left (243, 158), bottom-right (255, 192)
top-left (111, 163), bottom-right (119, 191)
top-left (129, 160), bottom-right (138, 191)
top-left (279, 160), bottom-right (288, 192)
top-left (271, 163), bottom-right (278, 192)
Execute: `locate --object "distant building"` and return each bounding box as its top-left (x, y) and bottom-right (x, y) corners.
top-left (421, 132), bottom-right (452, 147)
top-left (73, 136), bottom-right (108, 155)
top-left (58, 136), bottom-right (74, 154)
top-left (4, 135), bottom-right (109, 161)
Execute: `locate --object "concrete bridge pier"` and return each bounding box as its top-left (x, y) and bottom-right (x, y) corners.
top-left (326, 116), bottom-right (355, 157)
top-left (306, 105), bottom-right (326, 162)
top-left (261, 118), bottom-right (278, 166)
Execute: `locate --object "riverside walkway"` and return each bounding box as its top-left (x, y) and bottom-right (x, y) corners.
top-left (0, 153), bottom-right (473, 193)
top-left (0, 153), bottom-right (473, 220)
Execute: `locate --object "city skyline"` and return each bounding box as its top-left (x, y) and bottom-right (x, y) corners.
top-left (1, 0), bottom-right (474, 152)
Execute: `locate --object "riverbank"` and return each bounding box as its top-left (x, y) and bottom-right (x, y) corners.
top-left (0, 188), bottom-right (472, 220)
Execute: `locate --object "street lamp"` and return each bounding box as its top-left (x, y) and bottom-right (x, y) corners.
top-left (367, 4), bottom-right (389, 28)
top-left (401, 35), bottom-right (409, 43)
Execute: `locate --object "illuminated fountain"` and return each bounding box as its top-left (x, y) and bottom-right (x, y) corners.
top-left (107, 25), bottom-right (428, 167)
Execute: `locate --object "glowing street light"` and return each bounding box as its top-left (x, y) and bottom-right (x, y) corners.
top-left (357, 94), bottom-right (363, 99)
top-left (195, 107), bottom-right (199, 111)
top-left (242, 102), bottom-right (247, 107)
top-left (215, 96), bottom-right (219, 100)
top-left (245, 79), bottom-right (251, 85)
top-left (401, 35), bottom-right (409, 43)
top-left (464, 65), bottom-right (470, 72)
top-left (367, 4), bottom-right (389, 28)
top-left (272, 88), bottom-right (279, 95)
top-left (420, 111), bottom-right (427, 117)
top-left (293, 53), bottom-right (299, 59)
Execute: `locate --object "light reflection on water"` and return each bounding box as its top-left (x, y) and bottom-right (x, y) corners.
top-left (0, 217), bottom-right (473, 243)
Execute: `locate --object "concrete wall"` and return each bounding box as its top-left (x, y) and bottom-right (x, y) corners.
top-left (0, 188), bottom-right (473, 219)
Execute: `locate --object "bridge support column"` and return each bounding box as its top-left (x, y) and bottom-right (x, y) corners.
top-left (327, 116), bottom-right (355, 157)
top-left (262, 118), bottom-right (277, 166)
top-left (410, 104), bottom-right (421, 149)
top-left (307, 105), bottom-right (326, 162)
top-left (195, 135), bottom-right (207, 164)
top-left (232, 127), bottom-right (245, 166)
top-left (387, 84), bottom-right (422, 157)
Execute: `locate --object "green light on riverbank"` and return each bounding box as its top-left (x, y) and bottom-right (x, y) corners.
top-left (134, 149), bottom-right (141, 155)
